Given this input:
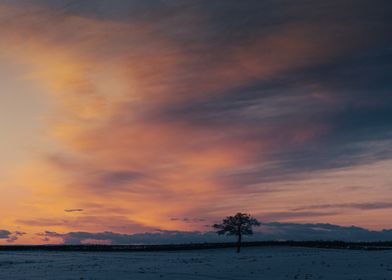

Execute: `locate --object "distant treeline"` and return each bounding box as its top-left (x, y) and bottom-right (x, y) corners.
top-left (1, 241), bottom-right (392, 252)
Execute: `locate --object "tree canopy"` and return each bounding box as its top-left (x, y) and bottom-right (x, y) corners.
top-left (213, 212), bottom-right (261, 236)
top-left (213, 213), bottom-right (260, 252)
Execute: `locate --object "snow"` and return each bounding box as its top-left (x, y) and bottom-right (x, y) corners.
top-left (0, 247), bottom-right (390, 279)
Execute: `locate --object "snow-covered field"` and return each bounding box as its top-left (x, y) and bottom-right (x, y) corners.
top-left (0, 247), bottom-right (391, 279)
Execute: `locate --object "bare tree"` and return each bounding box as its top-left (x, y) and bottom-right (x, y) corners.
top-left (213, 212), bottom-right (260, 253)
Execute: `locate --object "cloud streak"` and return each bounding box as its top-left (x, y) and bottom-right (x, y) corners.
top-left (293, 202), bottom-right (392, 211)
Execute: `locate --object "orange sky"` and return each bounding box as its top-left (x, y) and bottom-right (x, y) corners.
top-left (0, 1), bottom-right (392, 244)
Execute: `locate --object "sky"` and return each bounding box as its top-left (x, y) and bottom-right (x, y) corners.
top-left (0, 0), bottom-right (392, 244)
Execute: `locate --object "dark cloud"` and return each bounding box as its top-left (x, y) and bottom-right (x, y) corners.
top-left (64, 209), bottom-right (84, 213)
top-left (37, 230), bottom-right (223, 245)
top-left (37, 222), bottom-right (392, 244)
top-left (256, 222), bottom-right (392, 242)
top-left (0, 230), bottom-right (25, 243)
top-left (293, 202), bottom-right (392, 211)
top-left (0, 230), bottom-right (12, 239)
top-left (170, 217), bottom-right (206, 223)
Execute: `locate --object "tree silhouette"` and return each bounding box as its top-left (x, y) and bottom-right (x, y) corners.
top-left (213, 212), bottom-right (260, 253)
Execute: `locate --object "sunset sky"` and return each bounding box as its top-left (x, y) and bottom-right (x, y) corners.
top-left (0, 0), bottom-right (392, 244)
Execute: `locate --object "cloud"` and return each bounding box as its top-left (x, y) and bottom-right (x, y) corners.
top-left (0, 230), bottom-right (25, 243)
top-left (0, 230), bottom-right (12, 239)
top-left (0, 0), bottom-right (391, 238)
top-left (256, 222), bottom-right (392, 242)
top-left (64, 209), bottom-right (84, 213)
top-left (293, 202), bottom-right (392, 211)
top-left (170, 217), bottom-right (206, 223)
top-left (37, 230), bottom-right (221, 245)
top-left (37, 222), bottom-right (392, 244)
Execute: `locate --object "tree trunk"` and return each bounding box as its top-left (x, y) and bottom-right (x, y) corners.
top-left (236, 233), bottom-right (242, 253)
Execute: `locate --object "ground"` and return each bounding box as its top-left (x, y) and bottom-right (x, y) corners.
top-left (0, 247), bottom-right (391, 279)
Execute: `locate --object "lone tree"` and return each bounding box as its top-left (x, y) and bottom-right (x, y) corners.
top-left (213, 212), bottom-right (260, 253)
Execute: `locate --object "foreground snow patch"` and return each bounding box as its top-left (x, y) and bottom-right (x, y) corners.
top-left (0, 247), bottom-right (390, 279)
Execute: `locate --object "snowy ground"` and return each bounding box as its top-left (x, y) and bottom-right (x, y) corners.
top-left (0, 247), bottom-right (391, 279)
